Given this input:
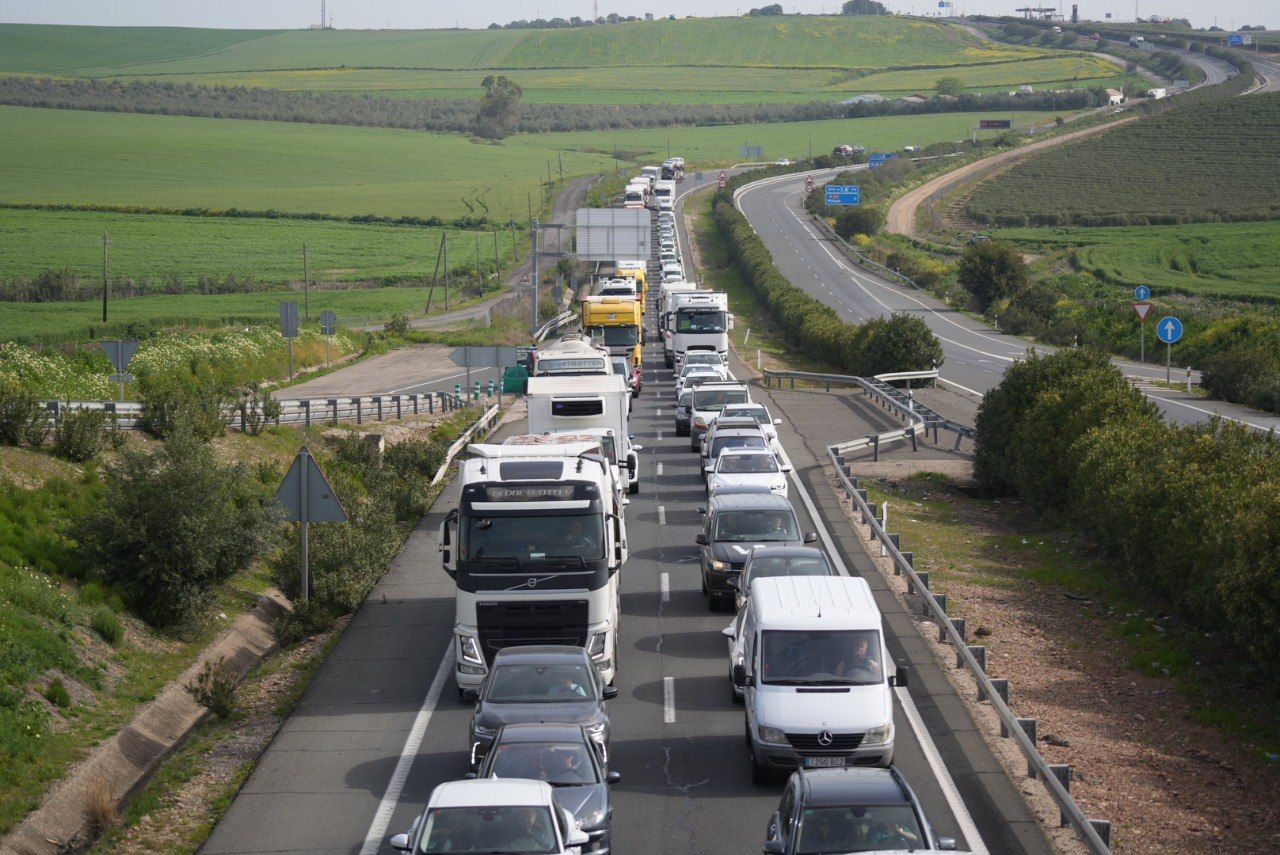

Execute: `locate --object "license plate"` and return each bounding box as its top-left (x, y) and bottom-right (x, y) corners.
top-left (803, 756), bottom-right (846, 768)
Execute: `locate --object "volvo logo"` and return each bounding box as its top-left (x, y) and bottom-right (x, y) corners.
top-left (816, 730), bottom-right (834, 747)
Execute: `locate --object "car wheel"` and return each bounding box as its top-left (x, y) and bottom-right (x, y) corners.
top-left (690, 439), bottom-right (699, 452)
top-left (665, 355), bottom-right (673, 368)
top-left (629, 478), bottom-right (639, 495)
top-left (708, 596), bottom-right (725, 613)
top-left (700, 575), bottom-right (708, 595)
top-left (751, 754), bottom-right (773, 786)
top-left (730, 676), bottom-right (743, 704)
top-left (456, 686), bottom-right (469, 703)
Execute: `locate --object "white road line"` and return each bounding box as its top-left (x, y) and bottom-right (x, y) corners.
top-left (657, 430), bottom-right (664, 440)
top-left (662, 676), bottom-right (676, 723)
top-left (658, 505), bottom-right (667, 525)
top-left (383, 367), bottom-right (493, 395)
top-left (358, 646), bottom-right (455, 855)
top-left (660, 572), bottom-right (670, 603)
top-left (656, 462), bottom-right (664, 476)
top-left (896, 686), bottom-right (990, 855)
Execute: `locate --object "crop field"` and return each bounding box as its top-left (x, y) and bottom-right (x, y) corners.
top-left (0, 23), bottom-right (273, 74)
top-left (841, 54), bottom-right (1129, 94)
top-left (967, 93), bottom-right (1280, 227)
top-left (0, 209), bottom-right (515, 284)
top-left (994, 221), bottom-right (1280, 302)
top-left (0, 106), bottom-right (614, 219)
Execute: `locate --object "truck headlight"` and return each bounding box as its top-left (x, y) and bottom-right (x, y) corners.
top-left (757, 724), bottom-right (787, 744)
top-left (587, 631), bottom-right (609, 661)
top-left (709, 558), bottom-right (729, 572)
top-left (862, 723), bottom-right (894, 746)
top-left (694, 416), bottom-right (707, 428)
top-left (457, 634), bottom-right (484, 666)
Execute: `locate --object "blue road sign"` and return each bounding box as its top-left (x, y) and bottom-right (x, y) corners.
top-left (868, 152), bottom-right (899, 170)
top-left (1228, 33), bottom-right (1244, 45)
top-left (1156, 316), bottom-right (1183, 344)
top-left (825, 185), bottom-right (861, 206)
top-left (1134, 285), bottom-right (1151, 301)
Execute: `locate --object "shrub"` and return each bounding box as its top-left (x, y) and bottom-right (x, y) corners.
top-left (957, 241), bottom-right (1028, 313)
top-left (184, 657), bottom-right (237, 719)
top-left (1200, 344), bottom-right (1280, 411)
top-left (385, 313), bottom-right (411, 337)
top-left (44, 677), bottom-right (70, 708)
top-left (91, 608), bottom-right (124, 644)
top-left (53, 407), bottom-right (109, 462)
top-left (136, 370), bottom-right (232, 441)
top-left (834, 206), bottom-right (885, 240)
top-left (274, 599), bottom-right (337, 647)
top-left (238, 383), bottom-right (282, 436)
top-left (75, 430), bottom-right (276, 627)
top-left (0, 378), bottom-right (46, 446)
top-left (848, 313), bottom-right (944, 376)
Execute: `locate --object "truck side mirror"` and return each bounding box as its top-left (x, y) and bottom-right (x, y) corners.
top-left (438, 509), bottom-right (458, 578)
top-left (728, 314), bottom-right (736, 331)
top-left (603, 685), bottom-right (619, 700)
top-left (732, 663), bottom-right (747, 689)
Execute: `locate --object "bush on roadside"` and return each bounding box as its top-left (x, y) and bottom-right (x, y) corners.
top-left (847, 313), bottom-right (944, 377)
top-left (91, 608), bottom-right (124, 644)
top-left (957, 240), bottom-right (1028, 313)
top-left (52, 407), bottom-right (109, 462)
top-left (136, 369), bottom-right (232, 441)
top-left (184, 657), bottom-right (238, 719)
top-left (274, 598), bottom-right (338, 646)
top-left (75, 429), bottom-right (277, 627)
top-left (0, 378), bottom-right (46, 446)
top-left (834, 206), bottom-right (885, 240)
top-left (385, 314), bottom-right (411, 337)
top-left (44, 677), bottom-right (71, 708)
top-left (238, 383), bottom-right (282, 436)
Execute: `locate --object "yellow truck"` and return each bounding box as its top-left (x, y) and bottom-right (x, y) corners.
top-left (581, 295), bottom-right (643, 367)
top-left (614, 260), bottom-right (648, 305)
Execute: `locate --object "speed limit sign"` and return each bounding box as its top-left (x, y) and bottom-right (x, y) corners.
top-left (804, 176), bottom-right (815, 192)
top-left (717, 170), bottom-right (728, 188)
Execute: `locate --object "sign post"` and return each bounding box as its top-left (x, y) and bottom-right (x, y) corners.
top-left (320, 310), bottom-right (337, 367)
top-left (1133, 286), bottom-right (1151, 363)
top-left (1156, 316), bottom-right (1183, 383)
top-left (275, 447), bottom-right (347, 604)
top-left (280, 301), bottom-right (300, 377)
top-left (717, 171), bottom-right (728, 189)
top-left (804, 175), bottom-right (815, 194)
top-left (100, 340), bottom-right (139, 402)
top-left (824, 185), bottom-right (861, 206)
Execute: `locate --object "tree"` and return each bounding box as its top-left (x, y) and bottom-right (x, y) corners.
top-left (957, 240), bottom-right (1028, 312)
top-left (746, 4), bottom-right (784, 15)
top-left (842, 0), bottom-right (887, 13)
top-left (476, 75), bottom-right (523, 139)
top-left (849, 313), bottom-right (943, 376)
top-left (935, 76), bottom-right (964, 97)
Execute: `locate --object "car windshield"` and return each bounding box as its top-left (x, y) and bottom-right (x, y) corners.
top-left (713, 509), bottom-right (798, 543)
top-left (685, 353), bottom-right (724, 367)
top-left (463, 515), bottom-right (604, 563)
top-left (711, 436), bottom-right (767, 459)
top-left (795, 805), bottom-right (925, 853)
top-left (419, 806), bottom-right (558, 854)
top-left (686, 374), bottom-right (720, 389)
top-left (760, 630), bottom-right (884, 686)
top-left (718, 453), bottom-right (777, 474)
top-left (593, 326), bottom-right (639, 347)
top-left (746, 555), bottom-right (831, 584)
top-left (486, 663), bottom-right (596, 703)
top-left (488, 742), bottom-right (597, 786)
top-left (693, 388), bottom-right (748, 413)
top-left (676, 310), bottom-right (727, 334)
top-left (727, 406), bottom-right (770, 425)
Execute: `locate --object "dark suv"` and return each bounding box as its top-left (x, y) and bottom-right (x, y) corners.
top-left (696, 492), bottom-right (815, 611)
top-left (764, 767), bottom-right (958, 854)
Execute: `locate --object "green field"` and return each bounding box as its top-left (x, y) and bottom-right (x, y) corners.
top-left (0, 106), bottom-right (614, 219)
top-left (995, 221), bottom-right (1280, 301)
top-left (968, 94), bottom-right (1280, 227)
top-left (0, 208), bottom-right (516, 284)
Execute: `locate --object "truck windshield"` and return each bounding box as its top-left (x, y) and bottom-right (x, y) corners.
top-left (693, 388), bottom-right (749, 413)
top-left (761, 630), bottom-right (884, 686)
top-left (463, 514), bottom-right (604, 563)
top-left (677, 310), bottom-right (727, 334)
top-left (419, 806), bottom-right (557, 855)
top-left (713, 509), bottom-right (798, 542)
top-left (590, 325), bottom-right (639, 347)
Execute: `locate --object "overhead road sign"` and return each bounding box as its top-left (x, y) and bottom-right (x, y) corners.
top-left (979, 119), bottom-right (1012, 130)
top-left (1228, 33), bottom-right (1244, 45)
top-left (574, 208), bottom-right (650, 262)
top-left (1134, 285), bottom-right (1150, 301)
top-left (824, 185), bottom-right (862, 206)
top-left (1156, 316), bottom-right (1183, 344)
top-left (276, 446), bottom-right (347, 603)
top-left (868, 152), bottom-right (899, 170)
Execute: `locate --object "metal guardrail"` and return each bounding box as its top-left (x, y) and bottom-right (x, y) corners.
top-left (534, 310), bottom-right (577, 343)
top-left (430, 403), bottom-right (501, 486)
top-left (826, 451), bottom-right (1114, 853)
top-left (43, 391), bottom-right (471, 431)
top-left (809, 215), bottom-right (922, 289)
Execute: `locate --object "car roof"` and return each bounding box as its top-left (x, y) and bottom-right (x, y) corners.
top-left (495, 722), bottom-right (587, 743)
top-left (800, 768), bottom-right (911, 808)
top-left (749, 577), bottom-right (880, 631)
top-left (712, 428), bottom-right (766, 438)
top-left (709, 492), bottom-right (794, 511)
top-left (492, 645), bottom-right (589, 664)
top-left (429, 777), bottom-right (554, 808)
top-left (711, 416), bottom-right (759, 427)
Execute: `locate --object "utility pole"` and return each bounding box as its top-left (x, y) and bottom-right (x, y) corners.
top-left (302, 242), bottom-right (310, 321)
top-left (443, 231), bottom-right (450, 312)
top-left (493, 226), bottom-right (501, 283)
top-left (101, 230), bottom-right (109, 323)
top-left (558, 152), bottom-right (564, 184)
top-left (475, 231), bottom-right (483, 291)
top-left (530, 219), bottom-right (540, 334)
top-left (527, 192), bottom-right (533, 225)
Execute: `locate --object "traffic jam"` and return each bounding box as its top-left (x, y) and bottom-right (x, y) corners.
top-left (391, 158), bottom-right (963, 854)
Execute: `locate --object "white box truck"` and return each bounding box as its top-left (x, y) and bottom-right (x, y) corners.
top-left (664, 291), bottom-right (731, 369)
top-left (526, 375), bottom-right (639, 493)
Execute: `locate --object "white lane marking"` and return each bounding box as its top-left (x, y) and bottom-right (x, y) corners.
top-left (663, 676), bottom-right (676, 724)
top-left (1139, 391), bottom-right (1273, 430)
top-left (656, 462), bottom-right (664, 476)
top-left (383, 366), bottom-right (493, 395)
top-left (657, 430), bottom-right (664, 440)
top-left (777, 446), bottom-right (985, 849)
top-left (658, 505), bottom-right (667, 525)
top-left (896, 686), bottom-right (990, 855)
top-left (358, 646), bottom-right (455, 855)
top-left (660, 572), bottom-right (670, 603)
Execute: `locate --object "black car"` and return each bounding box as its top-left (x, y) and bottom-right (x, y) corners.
top-left (673, 388), bottom-right (693, 436)
top-left (764, 767), bottom-right (957, 854)
top-left (469, 646), bottom-right (617, 770)
top-left (474, 723), bottom-right (621, 854)
top-left (731, 545), bottom-right (836, 613)
top-left (696, 492), bottom-right (816, 611)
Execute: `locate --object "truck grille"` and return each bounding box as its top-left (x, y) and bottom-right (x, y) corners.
top-left (476, 600), bottom-right (590, 661)
top-left (786, 732), bottom-right (865, 753)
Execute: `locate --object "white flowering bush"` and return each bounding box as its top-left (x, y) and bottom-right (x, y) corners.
top-left (0, 344), bottom-right (113, 399)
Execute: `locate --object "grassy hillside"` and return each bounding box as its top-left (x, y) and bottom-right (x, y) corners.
top-left (994, 221), bottom-right (1280, 302)
top-left (0, 106), bottom-right (613, 219)
top-left (967, 94), bottom-right (1280, 227)
top-left (0, 23), bottom-right (273, 73)
top-left (0, 209), bottom-right (514, 285)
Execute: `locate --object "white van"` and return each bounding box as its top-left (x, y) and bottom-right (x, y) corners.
top-left (725, 575), bottom-right (905, 783)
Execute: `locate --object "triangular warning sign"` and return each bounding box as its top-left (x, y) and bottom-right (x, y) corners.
top-left (275, 446), bottom-right (347, 523)
top-left (1133, 301), bottom-right (1153, 321)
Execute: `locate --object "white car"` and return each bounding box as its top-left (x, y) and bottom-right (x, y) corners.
top-left (683, 351), bottom-right (726, 371)
top-left (775, 158), bottom-right (792, 166)
top-left (659, 238), bottom-right (676, 254)
top-left (661, 266), bottom-right (684, 284)
top-left (391, 778), bottom-right (591, 854)
top-left (720, 402), bottom-right (783, 451)
top-left (657, 211), bottom-right (675, 224)
top-left (708, 448), bottom-right (789, 497)
top-left (657, 199), bottom-right (674, 213)
top-left (679, 367), bottom-right (728, 398)
top-left (676, 363), bottom-right (728, 396)
top-left (660, 250), bottom-right (678, 266)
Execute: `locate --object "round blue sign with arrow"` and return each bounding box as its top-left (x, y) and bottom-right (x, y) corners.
top-left (1134, 285), bottom-right (1150, 301)
top-left (1156, 316), bottom-right (1183, 344)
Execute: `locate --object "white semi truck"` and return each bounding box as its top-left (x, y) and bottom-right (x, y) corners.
top-left (440, 440), bottom-right (627, 697)
top-left (526, 375), bottom-right (638, 494)
top-left (664, 291), bottom-right (731, 369)
top-left (532, 335), bottom-right (614, 377)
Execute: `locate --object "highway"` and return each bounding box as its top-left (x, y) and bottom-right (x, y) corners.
top-left (201, 183), bottom-right (1057, 855)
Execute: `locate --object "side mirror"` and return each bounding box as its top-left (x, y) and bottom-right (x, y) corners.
top-left (390, 833), bottom-right (412, 852)
top-left (892, 665), bottom-right (910, 688)
top-left (732, 663), bottom-right (747, 688)
top-left (566, 827), bottom-right (591, 847)
top-left (606, 771), bottom-right (622, 784)
top-left (695, 533), bottom-right (708, 546)
top-left (722, 625), bottom-right (736, 639)
top-left (464, 771), bottom-right (477, 780)
top-left (627, 454), bottom-right (638, 474)
top-left (763, 842), bottom-right (785, 855)
top-left (632, 444), bottom-right (644, 452)
top-left (438, 509), bottom-right (458, 578)
top-left (803, 532), bottom-right (818, 544)
top-left (781, 464), bottom-right (793, 473)
top-left (602, 685), bottom-right (619, 700)
top-left (773, 418), bottom-right (782, 425)
top-left (938, 837), bottom-right (957, 851)
top-left (697, 506), bottom-right (707, 515)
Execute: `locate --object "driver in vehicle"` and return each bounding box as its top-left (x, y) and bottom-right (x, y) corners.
top-left (549, 670), bottom-right (590, 698)
top-left (835, 637), bottom-right (881, 679)
top-left (560, 518), bottom-right (596, 551)
top-left (868, 819), bottom-right (921, 848)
